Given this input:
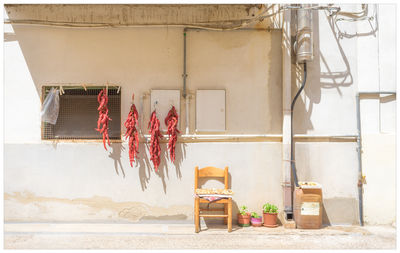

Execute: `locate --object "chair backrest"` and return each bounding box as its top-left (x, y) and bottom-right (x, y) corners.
top-left (195, 166), bottom-right (229, 190)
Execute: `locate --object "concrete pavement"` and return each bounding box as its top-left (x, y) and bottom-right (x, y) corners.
top-left (4, 222), bottom-right (397, 249)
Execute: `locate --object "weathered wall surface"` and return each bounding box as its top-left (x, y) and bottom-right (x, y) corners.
top-left (3, 4), bottom-right (396, 225)
top-left (4, 142), bottom-right (282, 222)
top-left (4, 4), bottom-right (280, 28)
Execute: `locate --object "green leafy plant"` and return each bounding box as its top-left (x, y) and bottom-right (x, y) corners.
top-left (263, 203), bottom-right (278, 214)
top-left (251, 212), bottom-right (260, 218)
top-left (239, 205), bottom-right (249, 215)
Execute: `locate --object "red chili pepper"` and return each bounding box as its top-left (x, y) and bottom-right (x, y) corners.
top-left (124, 96), bottom-right (139, 167)
top-left (164, 106), bottom-right (180, 162)
top-left (96, 89), bottom-right (111, 150)
top-left (148, 110), bottom-right (163, 171)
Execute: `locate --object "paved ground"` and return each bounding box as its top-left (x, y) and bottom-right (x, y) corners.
top-left (4, 222), bottom-right (397, 249)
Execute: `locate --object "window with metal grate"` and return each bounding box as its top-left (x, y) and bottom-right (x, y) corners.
top-left (41, 87), bottom-right (121, 140)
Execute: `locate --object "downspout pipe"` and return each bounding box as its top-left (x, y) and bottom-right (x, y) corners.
top-left (286, 4), bottom-right (312, 219)
top-left (183, 28), bottom-right (189, 135)
top-left (355, 93), bottom-right (363, 226)
top-left (290, 62), bottom-right (307, 190)
top-left (183, 28), bottom-right (187, 99)
top-left (356, 91), bottom-right (396, 226)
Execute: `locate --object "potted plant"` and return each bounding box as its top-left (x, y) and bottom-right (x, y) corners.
top-left (263, 203), bottom-right (278, 227)
top-left (237, 205), bottom-right (251, 227)
top-left (250, 212), bottom-right (262, 227)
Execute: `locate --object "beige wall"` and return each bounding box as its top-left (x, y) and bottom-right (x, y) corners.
top-left (4, 6), bottom-right (286, 223)
top-left (5, 26), bottom-right (282, 142)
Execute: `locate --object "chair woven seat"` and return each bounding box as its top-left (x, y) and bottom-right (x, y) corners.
top-left (195, 188), bottom-right (234, 195)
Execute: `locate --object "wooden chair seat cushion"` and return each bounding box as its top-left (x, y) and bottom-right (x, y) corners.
top-left (195, 188), bottom-right (234, 195)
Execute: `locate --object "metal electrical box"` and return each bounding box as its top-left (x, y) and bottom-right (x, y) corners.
top-left (195, 89), bottom-right (226, 132)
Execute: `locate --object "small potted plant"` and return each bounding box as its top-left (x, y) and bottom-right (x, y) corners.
top-left (263, 203), bottom-right (278, 227)
top-left (250, 212), bottom-right (262, 227)
top-left (237, 205), bottom-right (251, 227)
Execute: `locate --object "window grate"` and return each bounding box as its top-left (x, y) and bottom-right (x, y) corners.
top-left (42, 87), bottom-right (121, 140)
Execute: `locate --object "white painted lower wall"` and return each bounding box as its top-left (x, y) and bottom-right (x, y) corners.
top-left (4, 142), bottom-right (283, 222)
top-left (4, 141), bottom-right (361, 225)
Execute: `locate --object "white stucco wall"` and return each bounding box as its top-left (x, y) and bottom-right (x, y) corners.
top-left (3, 4), bottom-right (396, 225)
top-left (358, 4), bottom-right (396, 225)
top-left (291, 4), bottom-right (396, 225)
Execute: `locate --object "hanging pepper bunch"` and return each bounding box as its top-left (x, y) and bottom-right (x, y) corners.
top-left (164, 106), bottom-right (180, 162)
top-left (124, 94), bottom-right (139, 167)
top-left (96, 89), bottom-right (111, 150)
top-left (148, 110), bottom-right (163, 171)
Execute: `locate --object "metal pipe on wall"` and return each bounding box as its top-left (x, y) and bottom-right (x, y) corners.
top-left (296, 4), bottom-right (314, 62)
top-left (281, 8), bottom-right (294, 222)
top-left (140, 134), bottom-right (358, 140)
top-left (183, 28), bottom-right (190, 135)
top-left (285, 4), bottom-right (313, 219)
top-left (355, 93), bottom-right (363, 226)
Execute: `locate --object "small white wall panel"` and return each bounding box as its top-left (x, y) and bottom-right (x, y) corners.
top-left (196, 90), bottom-right (226, 132)
top-left (150, 90), bottom-right (180, 131)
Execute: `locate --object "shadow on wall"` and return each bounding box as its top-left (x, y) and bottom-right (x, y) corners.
top-left (108, 142), bottom-right (126, 178)
top-left (333, 5), bottom-right (378, 39)
top-left (266, 30), bottom-right (283, 133)
top-left (137, 142), bottom-right (152, 191)
top-left (136, 141), bottom-right (185, 192)
top-left (291, 9), bottom-right (358, 134)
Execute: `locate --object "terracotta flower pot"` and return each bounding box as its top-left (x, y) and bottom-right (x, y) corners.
top-left (263, 212), bottom-right (278, 227)
top-left (237, 213), bottom-right (251, 227)
top-left (250, 217), bottom-right (263, 227)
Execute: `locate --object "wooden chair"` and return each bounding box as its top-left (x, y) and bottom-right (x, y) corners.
top-left (194, 166), bottom-right (232, 233)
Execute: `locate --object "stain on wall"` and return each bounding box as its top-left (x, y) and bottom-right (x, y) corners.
top-left (5, 191), bottom-right (192, 222)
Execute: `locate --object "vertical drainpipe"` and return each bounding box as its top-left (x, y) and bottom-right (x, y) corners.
top-left (183, 28), bottom-right (189, 135)
top-left (285, 3), bottom-right (312, 220)
top-left (355, 93), bottom-right (364, 226)
top-left (282, 8), bottom-right (293, 221)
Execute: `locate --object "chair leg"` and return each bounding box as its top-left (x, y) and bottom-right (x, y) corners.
top-left (224, 204), bottom-right (228, 225)
top-left (228, 199), bottom-right (232, 232)
top-left (195, 197), bottom-right (200, 233)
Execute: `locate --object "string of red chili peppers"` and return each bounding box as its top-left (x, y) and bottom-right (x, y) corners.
top-left (165, 106), bottom-right (180, 162)
top-left (148, 110), bottom-right (163, 172)
top-left (124, 93), bottom-right (139, 167)
top-left (96, 89), bottom-right (111, 150)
